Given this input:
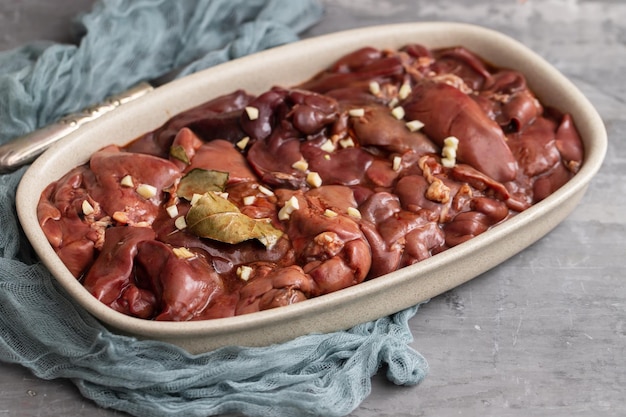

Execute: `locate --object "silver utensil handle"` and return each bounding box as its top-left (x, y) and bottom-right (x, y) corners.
top-left (0, 82), bottom-right (154, 173)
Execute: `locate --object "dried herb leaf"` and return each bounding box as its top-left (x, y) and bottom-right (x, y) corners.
top-left (186, 192), bottom-right (282, 248)
top-left (170, 145), bottom-right (190, 164)
top-left (177, 169), bottom-right (229, 201)
top-left (250, 220), bottom-right (283, 248)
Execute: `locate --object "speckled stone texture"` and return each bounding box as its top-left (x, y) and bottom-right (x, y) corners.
top-left (1, 1), bottom-right (624, 416)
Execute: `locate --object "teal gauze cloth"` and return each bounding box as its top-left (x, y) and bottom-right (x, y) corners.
top-left (0, 1), bottom-right (428, 416)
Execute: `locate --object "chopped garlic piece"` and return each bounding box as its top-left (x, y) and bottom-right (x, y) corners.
top-left (339, 137), bottom-right (355, 148)
top-left (443, 136), bottom-right (460, 148)
top-left (320, 139), bottom-right (335, 153)
top-left (190, 193), bottom-right (203, 206)
top-left (442, 146), bottom-right (456, 160)
top-left (347, 207), bottom-right (362, 219)
top-left (320, 233), bottom-right (335, 244)
top-left (93, 216), bottom-right (112, 229)
top-left (441, 136), bottom-right (460, 168)
top-left (306, 171), bottom-right (322, 188)
top-left (278, 195), bottom-right (300, 220)
top-left (237, 265), bottom-right (253, 281)
top-left (348, 108), bottom-right (365, 117)
top-left (215, 191), bottom-right (229, 200)
top-left (120, 175), bottom-right (134, 188)
top-left (82, 200), bottom-right (95, 216)
top-left (392, 155), bottom-right (402, 171)
top-left (324, 155), bottom-right (331, 161)
top-left (369, 81), bottom-right (381, 95)
top-left (388, 97), bottom-right (399, 108)
top-left (323, 209), bottom-right (338, 218)
top-left (175, 216), bottom-right (187, 230)
top-left (245, 106), bottom-right (259, 120)
top-left (136, 184), bottom-right (157, 199)
top-left (292, 159), bottom-right (309, 172)
top-left (441, 157), bottom-right (456, 168)
top-left (173, 247), bottom-right (195, 259)
top-left (391, 106), bottom-right (405, 120)
top-left (398, 83), bottom-right (412, 100)
top-left (243, 195), bottom-right (256, 206)
top-left (405, 119), bottom-right (425, 132)
top-left (166, 204), bottom-right (179, 218)
top-left (236, 136), bottom-right (250, 150)
top-left (113, 211), bottom-right (129, 224)
top-left (258, 185), bottom-right (274, 196)
top-left (287, 195), bottom-right (300, 210)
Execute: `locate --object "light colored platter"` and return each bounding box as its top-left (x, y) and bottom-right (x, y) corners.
top-left (16, 22), bottom-right (607, 354)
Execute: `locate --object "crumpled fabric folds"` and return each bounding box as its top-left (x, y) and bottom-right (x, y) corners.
top-left (0, 1), bottom-right (428, 416)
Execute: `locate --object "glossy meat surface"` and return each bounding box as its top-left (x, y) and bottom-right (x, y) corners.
top-left (37, 44), bottom-right (584, 321)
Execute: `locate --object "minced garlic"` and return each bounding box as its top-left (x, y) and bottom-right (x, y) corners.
top-left (339, 137), bottom-right (355, 148)
top-left (369, 81), bottom-right (381, 95)
top-left (347, 207), bottom-right (362, 219)
top-left (236, 136), bottom-right (250, 150)
top-left (348, 108), bottom-right (365, 117)
top-left (174, 216), bottom-right (187, 230)
top-left (136, 184), bottom-right (157, 199)
top-left (306, 171), bottom-right (323, 188)
top-left (166, 204), bottom-right (179, 218)
top-left (292, 159), bottom-right (309, 172)
top-left (398, 83), bottom-right (412, 100)
top-left (173, 247), bottom-right (195, 259)
top-left (323, 209), bottom-right (338, 218)
top-left (392, 155), bottom-right (402, 172)
top-left (120, 175), bottom-right (134, 188)
top-left (405, 120), bottom-right (425, 132)
top-left (258, 185), bottom-right (274, 196)
top-left (237, 265), bottom-right (253, 281)
top-left (245, 106), bottom-right (259, 120)
top-left (82, 200), bottom-right (95, 216)
top-left (320, 139), bottom-right (335, 153)
top-left (278, 195), bottom-right (300, 221)
top-left (190, 193), bottom-right (203, 206)
top-left (441, 136), bottom-right (460, 168)
top-left (391, 106), bottom-right (405, 120)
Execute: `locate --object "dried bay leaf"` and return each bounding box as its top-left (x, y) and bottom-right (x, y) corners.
top-left (186, 192), bottom-right (282, 248)
top-left (170, 145), bottom-right (190, 164)
top-left (177, 169), bottom-right (229, 201)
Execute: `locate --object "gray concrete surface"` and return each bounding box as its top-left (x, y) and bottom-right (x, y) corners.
top-left (1, 1), bottom-right (624, 416)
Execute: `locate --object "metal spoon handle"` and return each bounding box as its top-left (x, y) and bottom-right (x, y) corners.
top-left (0, 82), bottom-right (154, 173)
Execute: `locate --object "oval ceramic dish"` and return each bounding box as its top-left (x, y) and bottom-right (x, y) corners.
top-left (17, 22), bottom-right (606, 354)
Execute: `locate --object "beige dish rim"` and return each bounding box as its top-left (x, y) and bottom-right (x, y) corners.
top-left (16, 22), bottom-right (606, 350)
